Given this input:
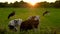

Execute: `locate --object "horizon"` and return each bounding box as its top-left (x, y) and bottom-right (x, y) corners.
top-left (0, 0), bottom-right (56, 4)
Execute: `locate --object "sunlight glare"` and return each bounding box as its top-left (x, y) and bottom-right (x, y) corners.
top-left (29, 2), bottom-right (36, 6)
top-left (26, 0), bottom-right (38, 6)
top-left (0, 0), bottom-right (56, 4)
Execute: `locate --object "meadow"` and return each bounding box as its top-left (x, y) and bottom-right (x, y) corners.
top-left (0, 8), bottom-right (60, 34)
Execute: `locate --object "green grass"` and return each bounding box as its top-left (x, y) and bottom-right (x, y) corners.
top-left (0, 8), bottom-right (60, 34)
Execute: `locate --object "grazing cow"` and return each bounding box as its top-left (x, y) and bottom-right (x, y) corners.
top-left (8, 11), bottom-right (15, 19)
top-left (43, 11), bottom-right (49, 16)
top-left (20, 16), bottom-right (40, 32)
top-left (8, 19), bottom-right (22, 31)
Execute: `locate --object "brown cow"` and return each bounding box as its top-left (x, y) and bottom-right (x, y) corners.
top-left (20, 16), bottom-right (40, 32)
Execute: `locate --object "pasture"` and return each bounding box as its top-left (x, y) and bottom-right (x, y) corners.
top-left (0, 8), bottom-right (60, 34)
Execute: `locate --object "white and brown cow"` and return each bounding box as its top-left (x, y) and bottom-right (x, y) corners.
top-left (20, 16), bottom-right (40, 32)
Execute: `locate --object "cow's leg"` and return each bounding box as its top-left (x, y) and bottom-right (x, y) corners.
top-left (32, 26), bottom-right (38, 34)
top-left (14, 27), bottom-right (17, 32)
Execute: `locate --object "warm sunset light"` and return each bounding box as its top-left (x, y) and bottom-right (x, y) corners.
top-left (24, 0), bottom-right (39, 5)
top-left (29, 2), bottom-right (37, 6)
top-left (0, 0), bottom-right (56, 4)
top-left (24, 0), bottom-right (56, 5)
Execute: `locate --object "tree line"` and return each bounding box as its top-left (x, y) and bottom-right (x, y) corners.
top-left (0, 0), bottom-right (60, 8)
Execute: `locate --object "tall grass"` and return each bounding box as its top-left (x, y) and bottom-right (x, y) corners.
top-left (0, 8), bottom-right (60, 34)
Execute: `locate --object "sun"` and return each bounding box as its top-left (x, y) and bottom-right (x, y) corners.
top-left (24, 0), bottom-right (38, 5)
top-left (23, 0), bottom-right (56, 6)
top-left (28, 0), bottom-right (37, 5)
top-left (29, 2), bottom-right (37, 5)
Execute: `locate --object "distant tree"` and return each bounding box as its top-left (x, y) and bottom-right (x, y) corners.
top-left (35, 1), bottom-right (60, 8)
top-left (48, 2), bottom-right (55, 8)
top-left (56, 0), bottom-right (60, 1)
top-left (12, 1), bottom-right (19, 7)
top-left (0, 2), bottom-right (8, 7)
top-left (39, 1), bottom-right (50, 8)
top-left (0, 0), bottom-right (60, 8)
top-left (8, 3), bottom-right (13, 7)
top-left (4, 2), bottom-right (8, 7)
top-left (54, 1), bottom-right (60, 8)
top-left (19, 0), bottom-right (28, 8)
top-left (0, 2), bottom-right (3, 7)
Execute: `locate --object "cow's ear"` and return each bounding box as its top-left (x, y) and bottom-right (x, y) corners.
top-left (34, 16), bottom-right (40, 20)
top-left (36, 16), bottom-right (40, 19)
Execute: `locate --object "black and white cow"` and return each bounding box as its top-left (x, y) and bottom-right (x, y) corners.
top-left (8, 11), bottom-right (15, 19)
top-left (43, 11), bottom-right (49, 16)
top-left (8, 19), bottom-right (22, 31)
top-left (20, 16), bottom-right (40, 32)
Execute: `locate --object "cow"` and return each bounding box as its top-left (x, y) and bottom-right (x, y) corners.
top-left (8, 11), bottom-right (15, 19)
top-left (8, 19), bottom-right (22, 32)
top-left (43, 11), bottom-right (49, 16)
top-left (20, 16), bottom-right (40, 32)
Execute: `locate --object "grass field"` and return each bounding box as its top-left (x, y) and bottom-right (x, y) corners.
top-left (0, 8), bottom-right (60, 34)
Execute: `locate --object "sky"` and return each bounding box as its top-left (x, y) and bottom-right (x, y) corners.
top-left (0, 0), bottom-right (56, 4)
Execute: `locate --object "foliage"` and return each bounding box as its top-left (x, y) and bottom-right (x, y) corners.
top-left (0, 0), bottom-right (60, 8)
